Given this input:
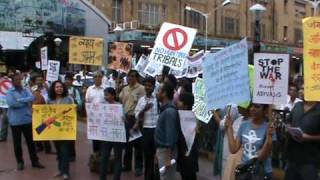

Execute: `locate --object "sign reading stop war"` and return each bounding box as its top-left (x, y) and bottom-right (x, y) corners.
top-left (149, 22), bottom-right (197, 70)
top-left (253, 53), bottom-right (289, 105)
top-left (69, 36), bottom-right (104, 66)
top-left (303, 17), bottom-right (320, 101)
top-left (202, 39), bottom-right (250, 110)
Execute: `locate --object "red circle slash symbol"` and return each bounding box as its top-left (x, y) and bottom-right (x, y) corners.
top-left (163, 28), bottom-right (188, 51)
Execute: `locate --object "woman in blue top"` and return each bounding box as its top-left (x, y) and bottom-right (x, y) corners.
top-left (48, 80), bottom-right (74, 180)
top-left (226, 103), bottom-right (275, 179)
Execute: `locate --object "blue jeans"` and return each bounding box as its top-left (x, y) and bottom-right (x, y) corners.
top-left (100, 142), bottom-right (124, 180)
top-left (54, 141), bottom-right (71, 175)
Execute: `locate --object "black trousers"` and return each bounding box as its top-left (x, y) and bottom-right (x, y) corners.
top-left (11, 123), bottom-right (38, 164)
top-left (93, 140), bottom-right (101, 153)
top-left (54, 141), bottom-right (71, 175)
top-left (142, 128), bottom-right (157, 180)
top-left (285, 162), bottom-right (319, 180)
top-left (100, 142), bottom-right (123, 180)
top-left (123, 137), bottom-right (143, 171)
top-left (35, 141), bottom-right (52, 153)
top-left (69, 140), bottom-right (76, 159)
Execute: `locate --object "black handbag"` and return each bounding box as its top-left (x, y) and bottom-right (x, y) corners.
top-left (234, 158), bottom-right (267, 180)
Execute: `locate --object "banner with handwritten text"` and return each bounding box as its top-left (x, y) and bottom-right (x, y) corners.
top-left (303, 17), bottom-right (320, 101)
top-left (86, 103), bottom-right (126, 142)
top-left (108, 42), bottom-right (133, 73)
top-left (69, 36), bottom-right (104, 66)
top-left (202, 39), bottom-right (250, 110)
top-left (192, 78), bottom-right (212, 123)
top-left (32, 105), bottom-right (77, 141)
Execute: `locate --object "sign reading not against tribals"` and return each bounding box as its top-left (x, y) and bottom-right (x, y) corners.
top-left (149, 22), bottom-right (197, 70)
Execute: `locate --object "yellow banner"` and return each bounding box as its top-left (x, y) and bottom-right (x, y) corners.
top-left (303, 17), bottom-right (320, 101)
top-left (69, 36), bottom-right (104, 66)
top-left (32, 104), bottom-right (77, 141)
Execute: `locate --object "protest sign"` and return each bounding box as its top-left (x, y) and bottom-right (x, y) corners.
top-left (149, 22), bottom-right (197, 70)
top-left (135, 55), bottom-right (149, 78)
top-left (202, 39), bottom-right (250, 110)
top-left (239, 65), bottom-right (254, 109)
top-left (69, 36), bottom-right (104, 66)
top-left (178, 110), bottom-right (197, 156)
top-left (40, 46), bottom-right (48, 70)
top-left (253, 53), bottom-right (289, 105)
top-left (86, 103), bottom-right (126, 142)
top-left (144, 60), bottom-right (163, 77)
top-left (0, 78), bottom-right (12, 108)
top-left (303, 17), bottom-right (320, 101)
top-left (46, 60), bottom-right (60, 82)
top-left (108, 42), bottom-right (133, 73)
top-left (32, 104), bottom-right (77, 141)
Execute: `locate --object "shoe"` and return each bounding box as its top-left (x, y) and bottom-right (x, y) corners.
top-left (62, 174), bottom-right (69, 180)
top-left (53, 172), bottom-right (62, 178)
top-left (17, 162), bottom-right (24, 171)
top-left (0, 138), bottom-right (6, 142)
top-left (135, 169), bottom-right (143, 177)
top-left (32, 162), bottom-right (45, 169)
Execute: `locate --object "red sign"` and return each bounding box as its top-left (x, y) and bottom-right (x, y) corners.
top-left (163, 28), bottom-right (188, 51)
top-left (0, 79), bottom-right (12, 96)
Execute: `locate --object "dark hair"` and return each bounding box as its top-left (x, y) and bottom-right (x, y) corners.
top-left (165, 74), bottom-right (177, 88)
top-left (289, 83), bottom-right (298, 90)
top-left (128, 70), bottom-right (139, 79)
top-left (65, 74), bottom-right (73, 81)
top-left (179, 92), bottom-right (194, 110)
top-left (104, 87), bottom-right (116, 97)
top-left (144, 76), bottom-right (156, 86)
top-left (48, 80), bottom-right (68, 100)
top-left (161, 82), bottom-right (175, 100)
top-left (180, 78), bottom-right (192, 93)
top-left (11, 73), bottom-right (21, 81)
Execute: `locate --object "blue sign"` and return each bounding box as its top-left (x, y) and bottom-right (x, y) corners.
top-left (202, 39), bottom-right (250, 110)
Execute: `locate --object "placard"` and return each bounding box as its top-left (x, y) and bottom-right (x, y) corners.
top-left (144, 60), bottom-right (163, 77)
top-left (178, 110), bottom-right (197, 156)
top-left (108, 42), bottom-right (133, 73)
top-left (69, 36), bottom-right (104, 66)
top-left (303, 17), bottom-right (320, 101)
top-left (40, 46), bottom-right (48, 70)
top-left (192, 78), bottom-right (212, 123)
top-left (32, 104), bottom-right (77, 141)
top-left (202, 39), bottom-right (250, 110)
top-left (46, 60), bottom-right (60, 82)
top-left (149, 22), bottom-right (197, 70)
top-left (135, 55), bottom-right (149, 78)
top-left (0, 78), bottom-right (12, 108)
top-left (253, 53), bottom-right (289, 105)
top-left (86, 103), bottom-right (126, 142)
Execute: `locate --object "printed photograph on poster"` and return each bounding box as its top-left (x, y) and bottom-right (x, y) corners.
top-left (143, 60), bottom-right (163, 77)
top-left (40, 46), bottom-right (48, 70)
top-left (135, 54), bottom-right (149, 78)
top-left (46, 60), bottom-right (60, 82)
top-left (108, 42), bottom-right (133, 73)
top-left (253, 53), bottom-right (289, 105)
top-left (86, 103), bottom-right (126, 143)
top-left (0, 78), bottom-right (12, 108)
top-left (32, 104), bottom-right (77, 141)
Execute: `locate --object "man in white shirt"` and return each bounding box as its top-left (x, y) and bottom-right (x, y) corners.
top-left (134, 76), bottom-right (159, 180)
top-left (274, 85), bottom-right (302, 111)
top-left (85, 71), bottom-right (106, 153)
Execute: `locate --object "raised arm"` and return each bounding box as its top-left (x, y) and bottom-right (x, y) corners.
top-left (226, 113), bottom-right (241, 154)
top-left (258, 124), bottom-right (274, 161)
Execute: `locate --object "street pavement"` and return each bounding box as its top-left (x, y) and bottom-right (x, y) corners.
top-left (0, 122), bottom-right (216, 180)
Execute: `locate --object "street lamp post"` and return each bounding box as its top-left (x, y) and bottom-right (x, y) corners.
top-left (250, 3), bottom-right (266, 53)
top-left (185, 0), bottom-right (231, 51)
top-left (305, 0), bottom-right (320, 16)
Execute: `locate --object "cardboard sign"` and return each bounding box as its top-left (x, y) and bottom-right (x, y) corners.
top-left (144, 60), bottom-right (163, 77)
top-left (69, 36), bottom-right (104, 66)
top-left (0, 78), bottom-right (12, 108)
top-left (253, 53), bottom-right (289, 105)
top-left (178, 110), bottom-right (197, 156)
top-left (202, 39), bottom-right (250, 110)
top-left (32, 104), bottom-right (77, 141)
top-left (108, 42), bottom-right (133, 73)
top-left (46, 60), bottom-right (60, 82)
top-left (149, 22), bottom-right (197, 70)
top-left (40, 46), bottom-right (48, 70)
top-left (135, 55), bottom-right (149, 78)
top-left (303, 17), bottom-right (320, 101)
top-left (86, 103), bottom-right (126, 142)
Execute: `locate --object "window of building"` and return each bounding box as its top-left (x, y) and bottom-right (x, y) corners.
top-left (223, 17), bottom-right (239, 35)
top-left (112, 0), bottom-right (122, 23)
top-left (138, 3), bottom-right (167, 27)
top-left (184, 11), bottom-right (205, 32)
top-left (283, 26), bottom-right (288, 41)
top-left (284, 0), bottom-right (288, 13)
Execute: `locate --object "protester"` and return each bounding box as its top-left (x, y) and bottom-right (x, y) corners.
top-left (176, 92), bottom-right (199, 180)
top-left (298, 85), bottom-right (304, 101)
top-left (48, 80), bottom-right (74, 180)
top-left (134, 76), bottom-right (159, 180)
top-left (73, 74), bottom-right (83, 87)
top-left (0, 74), bottom-right (9, 142)
top-left (155, 82), bottom-right (179, 180)
top-left (119, 70), bottom-right (145, 176)
top-left (6, 73), bottom-right (45, 170)
top-left (226, 104), bottom-right (275, 179)
top-left (99, 87), bottom-right (124, 180)
top-left (85, 71), bottom-right (106, 153)
top-left (275, 84), bottom-right (302, 111)
top-left (284, 100), bottom-right (320, 180)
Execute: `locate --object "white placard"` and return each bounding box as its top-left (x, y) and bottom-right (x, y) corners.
top-left (41, 46), bottom-right (48, 70)
top-left (178, 110), bottom-right (197, 156)
top-left (46, 60), bottom-right (60, 82)
top-left (86, 103), bottom-right (126, 142)
top-left (143, 60), bottom-right (163, 77)
top-left (149, 22), bottom-right (197, 70)
top-left (253, 53), bottom-right (289, 105)
top-left (135, 55), bottom-right (149, 78)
